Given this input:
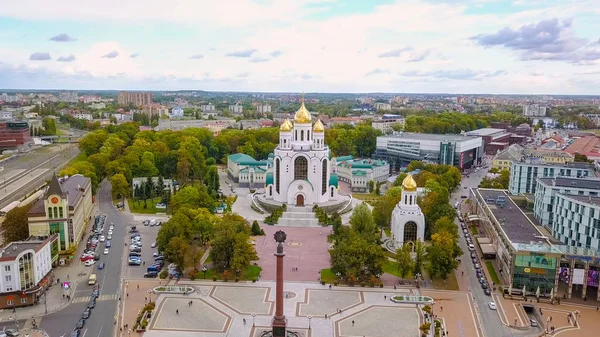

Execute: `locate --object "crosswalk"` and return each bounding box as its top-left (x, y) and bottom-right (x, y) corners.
top-left (73, 294), bottom-right (119, 303)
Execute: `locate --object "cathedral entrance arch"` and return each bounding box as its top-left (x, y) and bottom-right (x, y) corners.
top-left (403, 221), bottom-right (418, 243)
top-left (296, 194), bottom-right (305, 206)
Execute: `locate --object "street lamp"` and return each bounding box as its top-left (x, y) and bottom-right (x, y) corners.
top-left (251, 312), bottom-right (256, 327)
top-left (308, 315), bottom-right (312, 330)
top-left (336, 272), bottom-right (341, 279)
top-left (147, 289), bottom-right (153, 303)
top-left (202, 266), bottom-right (208, 279)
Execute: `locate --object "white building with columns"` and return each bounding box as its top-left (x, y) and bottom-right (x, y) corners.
top-left (265, 96), bottom-right (338, 206)
top-left (391, 173), bottom-right (425, 248)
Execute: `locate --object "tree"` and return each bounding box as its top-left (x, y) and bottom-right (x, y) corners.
top-left (184, 243), bottom-right (204, 271)
top-left (574, 153), bottom-right (592, 163)
top-left (330, 230), bottom-right (385, 280)
top-left (413, 239), bottom-right (425, 276)
top-left (41, 117), bottom-right (57, 135)
top-left (349, 203), bottom-right (377, 243)
top-left (368, 180), bottom-right (374, 193)
top-left (209, 214), bottom-right (256, 271)
top-left (2, 205), bottom-right (31, 243)
top-left (205, 166), bottom-right (220, 196)
top-left (432, 216), bottom-right (458, 239)
top-left (164, 236), bottom-right (188, 273)
top-left (110, 173), bottom-right (129, 202)
top-left (396, 243), bottom-right (414, 279)
top-left (251, 220), bottom-right (264, 236)
top-left (372, 187), bottom-right (402, 228)
top-left (427, 231), bottom-right (460, 280)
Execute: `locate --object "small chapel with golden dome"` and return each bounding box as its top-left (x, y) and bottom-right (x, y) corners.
top-left (391, 173), bottom-right (425, 248)
top-left (264, 94), bottom-right (339, 206)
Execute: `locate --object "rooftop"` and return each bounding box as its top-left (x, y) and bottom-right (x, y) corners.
top-left (29, 174), bottom-right (91, 216)
top-left (538, 177), bottom-right (600, 190)
top-left (558, 194), bottom-right (600, 208)
top-left (476, 189), bottom-right (548, 245)
top-left (380, 132), bottom-right (478, 143)
top-left (0, 236), bottom-right (53, 262)
top-left (565, 135), bottom-right (600, 156)
top-left (466, 128), bottom-right (506, 136)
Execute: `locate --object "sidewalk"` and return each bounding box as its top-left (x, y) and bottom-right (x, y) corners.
top-left (0, 205), bottom-right (103, 322)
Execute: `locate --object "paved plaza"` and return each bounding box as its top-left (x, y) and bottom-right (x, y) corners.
top-left (138, 281), bottom-right (452, 337)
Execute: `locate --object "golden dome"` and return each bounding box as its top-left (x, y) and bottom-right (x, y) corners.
top-left (313, 119), bottom-right (324, 132)
top-left (402, 173), bottom-right (417, 192)
top-left (294, 93), bottom-right (312, 124)
top-left (280, 119), bottom-right (293, 132)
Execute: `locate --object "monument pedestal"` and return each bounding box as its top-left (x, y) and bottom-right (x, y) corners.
top-left (271, 318), bottom-right (288, 337)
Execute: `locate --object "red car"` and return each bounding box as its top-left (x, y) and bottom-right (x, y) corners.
top-left (80, 255), bottom-right (94, 262)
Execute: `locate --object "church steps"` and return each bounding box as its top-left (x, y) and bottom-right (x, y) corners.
top-left (276, 209), bottom-right (321, 227)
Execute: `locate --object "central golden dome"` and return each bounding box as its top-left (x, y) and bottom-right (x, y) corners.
top-left (294, 93), bottom-right (312, 124)
top-left (402, 173), bottom-right (417, 192)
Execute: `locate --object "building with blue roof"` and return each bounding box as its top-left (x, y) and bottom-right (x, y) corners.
top-left (331, 156), bottom-right (390, 192)
top-left (227, 153), bottom-right (270, 188)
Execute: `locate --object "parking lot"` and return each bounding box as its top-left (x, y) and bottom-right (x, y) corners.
top-left (123, 218), bottom-right (164, 279)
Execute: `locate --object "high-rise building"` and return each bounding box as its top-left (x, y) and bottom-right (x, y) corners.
top-left (118, 92), bottom-right (153, 106)
top-left (229, 104), bottom-right (243, 114)
top-left (508, 160), bottom-right (595, 195)
top-left (256, 105), bottom-right (271, 113)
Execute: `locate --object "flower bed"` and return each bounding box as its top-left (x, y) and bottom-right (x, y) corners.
top-left (153, 285), bottom-right (195, 294)
top-left (390, 295), bottom-right (435, 305)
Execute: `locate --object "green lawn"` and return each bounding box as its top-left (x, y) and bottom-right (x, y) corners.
top-left (201, 265), bottom-right (262, 281)
top-left (383, 260), bottom-right (413, 279)
top-left (384, 228), bottom-right (391, 237)
top-left (320, 268), bottom-right (337, 284)
top-left (431, 273), bottom-right (459, 291)
top-left (127, 197), bottom-right (164, 214)
top-left (485, 261), bottom-right (501, 284)
top-left (470, 226), bottom-right (478, 235)
top-left (352, 193), bottom-right (383, 206)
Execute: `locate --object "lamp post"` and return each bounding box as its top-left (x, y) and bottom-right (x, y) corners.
top-left (202, 266), bottom-right (208, 279)
top-left (336, 272), bottom-right (341, 280)
top-left (252, 312), bottom-right (256, 327)
top-left (147, 289), bottom-right (152, 303)
top-left (308, 315), bottom-right (312, 330)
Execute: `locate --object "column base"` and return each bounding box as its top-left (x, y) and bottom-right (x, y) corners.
top-left (272, 316), bottom-right (287, 337)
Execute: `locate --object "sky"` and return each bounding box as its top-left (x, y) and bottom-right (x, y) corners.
top-left (0, 0), bottom-right (599, 94)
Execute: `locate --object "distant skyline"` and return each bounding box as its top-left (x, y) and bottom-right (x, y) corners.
top-left (0, 0), bottom-right (599, 94)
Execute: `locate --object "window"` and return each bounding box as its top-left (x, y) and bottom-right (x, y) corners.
top-left (294, 157), bottom-right (308, 180)
top-left (275, 159), bottom-right (280, 193)
top-left (307, 130), bottom-right (310, 141)
top-left (5, 275), bottom-right (11, 282)
top-left (53, 207), bottom-right (58, 219)
top-left (7, 300), bottom-right (13, 306)
top-left (4, 266), bottom-right (10, 272)
top-left (20, 298), bottom-right (27, 304)
top-left (5, 287), bottom-right (12, 292)
top-left (331, 186), bottom-right (334, 198)
top-left (322, 159), bottom-right (327, 195)
top-left (48, 207), bottom-right (53, 219)
top-left (403, 222), bottom-right (418, 242)
top-left (59, 207), bottom-right (63, 218)
top-left (300, 130), bottom-right (304, 141)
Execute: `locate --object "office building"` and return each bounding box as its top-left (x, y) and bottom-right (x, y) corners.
top-left (0, 235), bottom-right (57, 309)
top-left (533, 177), bottom-right (600, 229)
top-left (372, 116), bottom-right (405, 134)
top-left (466, 128), bottom-right (512, 154)
top-left (376, 132), bottom-right (483, 171)
top-left (256, 105), bottom-right (272, 113)
top-left (227, 153), bottom-right (270, 188)
top-left (470, 188), bottom-right (600, 300)
top-left (229, 104), bottom-right (243, 114)
top-left (0, 120), bottom-right (31, 149)
top-left (332, 155), bottom-right (389, 192)
top-left (374, 103), bottom-right (391, 111)
top-left (508, 160), bottom-right (595, 195)
top-left (522, 104), bottom-right (547, 117)
top-left (28, 174), bottom-right (93, 251)
top-left (118, 92), bottom-right (153, 106)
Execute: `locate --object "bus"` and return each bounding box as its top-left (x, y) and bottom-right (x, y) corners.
top-left (0, 201), bottom-right (21, 216)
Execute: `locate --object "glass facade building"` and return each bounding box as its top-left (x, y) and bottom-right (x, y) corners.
top-left (512, 252), bottom-right (558, 293)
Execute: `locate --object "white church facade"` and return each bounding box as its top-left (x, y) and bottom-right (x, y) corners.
top-left (264, 96), bottom-right (339, 207)
top-left (391, 173), bottom-right (425, 248)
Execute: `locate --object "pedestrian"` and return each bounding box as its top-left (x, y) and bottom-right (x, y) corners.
top-left (441, 306), bottom-right (443, 312)
top-left (550, 316), bottom-right (552, 322)
top-left (394, 285), bottom-right (396, 290)
top-left (384, 295), bottom-right (387, 300)
top-left (127, 293), bottom-right (129, 297)
top-left (63, 294), bottom-right (65, 299)
top-left (243, 318), bottom-right (246, 324)
top-left (137, 284), bottom-right (139, 289)
top-left (352, 320), bottom-right (355, 326)
top-left (325, 314), bottom-right (328, 319)
top-left (176, 309), bottom-right (179, 315)
top-left (145, 297), bottom-right (147, 302)
top-left (67, 274), bottom-right (70, 279)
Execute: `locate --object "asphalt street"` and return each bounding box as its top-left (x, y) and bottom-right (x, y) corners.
top-left (451, 165), bottom-right (539, 337)
top-left (40, 180), bottom-right (133, 337)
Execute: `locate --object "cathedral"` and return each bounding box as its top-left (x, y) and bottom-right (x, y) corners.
top-left (391, 173), bottom-right (425, 248)
top-left (264, 95), bottom-right (339, 206)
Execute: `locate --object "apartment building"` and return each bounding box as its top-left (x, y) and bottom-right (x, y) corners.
top-left (118, 92), bottom-right (153, 106)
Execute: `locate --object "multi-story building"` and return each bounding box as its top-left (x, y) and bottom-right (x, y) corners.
top-left (470, 188), bottom-right (600, 300)
top-left (551, 193), bottom-right (600, 249)
top-left (0, 235), bottom-right (58, 309)
top-left (509, 160), bottom-right (595, 195)
top-left (522, 104), bottom-right (547, 117)
top-left (376, 132), bottom-right (483, 171)
top-left (72, 113), bottom-right (93, 121)
top-left (27, 174), bottom-right (93, 251)
top-left (533, 177), bottom-right (600, 229)
top-left (118, 92), bottom-right (153, 106)
top-left (142, 104), bottom-right (169, 117)
top-left (582, 114), bottom-right (600, 128)
top-left (132, 177), bottom-right (174, 196)
top-left (372, 116), bottom-right (405, 134)
top-left (81, 95), bottom-right (101, 104)
top-left (0, 111), bottom-right (13, 119)
top-left (492, 145), bottom-right (575, 171)
top-left (156, 118), bottom-right (235, 134)
top-left (256, 105), bottom-right (271, 114)
top-left (374, 103), bottom-right (391, 111)
top-left (170, 107), bottom-right (184, 118)
top-left (58, 92), bottom-right (78, 103)
top-left (0, 120), bottom-right (31, 149)
top-left (229, 104), bottom-right (243, 114)
top-left (331, 156), bottom-right (390, 192)
top-left (200, 104), bottom-right (216, 112)
top-left (0, 93), bottom-right (19, 103)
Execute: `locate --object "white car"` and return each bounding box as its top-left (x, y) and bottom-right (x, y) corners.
top-left (85, 259), bottom-right (96, 267)
top-left (104, 248), bottom-right (110, 255)
top-left (468, 244), bottom-right (475, 251)
top-left (108, 230), bottom-right (113, 236)
top-left (99, 236), bottom-right (106, 242)
top-left (107, 235), bottom-right (112, 240)
top-left (151, 242), bottom-right (157, 248)
top-left (488, 302), bottom-right (497, 310)
top-left (109, 225), bottom-right (114, 230)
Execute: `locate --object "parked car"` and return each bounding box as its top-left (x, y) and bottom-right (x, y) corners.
top-left (104, 248), bottom-right (110, 255)
top-left (82, 309), bottom-right (91, 319)
top-left (530, 319), bottom-right (538, 327)
top-left (76, 319), bottom-right (85, 329)
top-left (484, 288), bottom-right (491, 296)
top-left (129, 252), bottom-right (142, 257)
top-left (87, 298), bottom-right (96, 309)
top-left (144, 272), bottom-right (158, 278)
top-left (98, 263), bottom-right (105, 270)
top-left (151, 242), bottom-right (157, 248)
top-left (85, 260), bottom-right (96, 267)
top-left (468, 244), bottom-right (475, 251)
top-left (4, 329), bottom-right (19, 337)
top-left (488, 302), bottom-right (497, 310)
